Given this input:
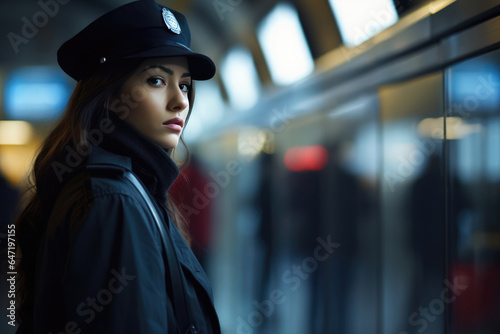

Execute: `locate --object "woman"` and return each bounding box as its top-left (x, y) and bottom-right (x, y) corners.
top-left (15, 1), bottom-right (220, 333)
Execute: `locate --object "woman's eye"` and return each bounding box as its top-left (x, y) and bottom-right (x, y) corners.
top-left (180, 83), bottom-right (191, 93)
top-left (147, 77), bottom-right (165, 86)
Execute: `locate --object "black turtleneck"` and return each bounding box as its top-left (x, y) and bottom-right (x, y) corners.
top-left (100, 112), bottom-right (180, 204)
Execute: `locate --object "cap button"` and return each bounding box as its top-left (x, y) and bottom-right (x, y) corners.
top-left (99, 57), bottom-right (107, 64)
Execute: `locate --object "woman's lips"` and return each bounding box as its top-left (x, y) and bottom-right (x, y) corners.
top-left (163, 117), bottom-right (183, 131)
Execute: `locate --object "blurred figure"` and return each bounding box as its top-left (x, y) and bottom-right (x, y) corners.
top-left (287, 169), bottom-right (323, 333)
top-left (409, 153), bottom-right (445, 334)
top-left (324, 143), bottom-right (362, 334)
top-left (256, 152), bottom-right (275, 302)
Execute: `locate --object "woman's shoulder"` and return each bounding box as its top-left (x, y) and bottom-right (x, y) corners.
top-left (47, 149), bottom-right (162, 246)
top-left (48, 146), bottom-right (147, 231)
top-left (84, 145), bottom-right (138, 198)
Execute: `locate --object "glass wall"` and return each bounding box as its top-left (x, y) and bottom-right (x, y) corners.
top-left (446, 48), bottom-right (500, 334)
top-left (379, 72), bottom-right (445, 334)
top-left (319, 96), bottom-right (380, 334)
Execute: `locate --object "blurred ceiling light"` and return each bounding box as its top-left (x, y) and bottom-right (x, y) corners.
top-left (3, 66), bottom-right (72, 121)
top-left (238, 127), bottom-right (269, 160)
top-left (221, 47), bottom-right (260, 111)
top-left (417, 117), bottom-right (482, 140)
top-left (0, 121), bottom-right (34, 145)
top-left (284, 145), bottom-right (328, 172)
top-left (329, 0), bottom-right (398, 47)
top-left (257, 3), bottom-right (314, 86)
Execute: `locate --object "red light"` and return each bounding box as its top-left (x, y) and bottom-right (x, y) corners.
top-left (283, 145), bottom-right (328, 171)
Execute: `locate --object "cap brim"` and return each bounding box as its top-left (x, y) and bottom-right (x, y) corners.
top-left (123, 45), bottom-right (216, 80)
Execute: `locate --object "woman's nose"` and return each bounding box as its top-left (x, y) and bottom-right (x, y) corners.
top-left (167, 87), bottom-right (188, 111)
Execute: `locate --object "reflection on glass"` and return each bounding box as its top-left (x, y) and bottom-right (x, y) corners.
top-left (380, 72), bottom-right (445, 334)
top-left (320, 96), bottom-right (379, 333)
top-left (446, 49), bottom-right (500, 333)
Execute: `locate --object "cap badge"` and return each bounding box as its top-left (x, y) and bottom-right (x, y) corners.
top-left (162, 8), bottom-right (181, 34)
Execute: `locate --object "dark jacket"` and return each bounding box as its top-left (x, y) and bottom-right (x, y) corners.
top-left (31, 117), bottom-right (220, 333)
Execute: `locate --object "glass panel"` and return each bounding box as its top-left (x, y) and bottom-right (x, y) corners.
top-left (265, 96), bottom-right (380, 334)
top-left (379, 72), bottom-right (445, 334)
top-left (446, 49), bottom-right (500, 334)
top-left (321, 96), bottom-right (380, 334)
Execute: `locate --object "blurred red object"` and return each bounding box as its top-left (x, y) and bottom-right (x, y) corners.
top-left (451, 262), bottom-right (500, 332)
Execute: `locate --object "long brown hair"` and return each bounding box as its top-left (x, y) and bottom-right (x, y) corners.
top-left (14, 58), bottom-right (194, 328)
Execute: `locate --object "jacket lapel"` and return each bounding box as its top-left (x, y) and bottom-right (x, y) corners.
top-left (167, 215), bottom-right (215, 301)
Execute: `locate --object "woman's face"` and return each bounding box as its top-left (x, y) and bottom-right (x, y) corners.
top-left (118, 56), bottom-right (191, 149)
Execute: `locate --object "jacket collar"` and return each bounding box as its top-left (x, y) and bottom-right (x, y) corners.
top-left (99, 112), bottom-right (180, 203)
top-left (88, 142), bottom-right (216, 303)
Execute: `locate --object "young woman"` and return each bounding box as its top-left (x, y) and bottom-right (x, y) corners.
top-left (15, 1), bottom-right (220, 333)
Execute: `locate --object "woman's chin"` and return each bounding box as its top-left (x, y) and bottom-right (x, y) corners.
top-left (156, 138), bottom-right (179, 150)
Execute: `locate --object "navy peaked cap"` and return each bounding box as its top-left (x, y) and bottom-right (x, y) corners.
top-left (57, 0), bottom-right (215, 81)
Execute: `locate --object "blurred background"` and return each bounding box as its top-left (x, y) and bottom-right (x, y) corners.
top-left (1, 0), bottom-right (500, 333)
